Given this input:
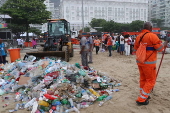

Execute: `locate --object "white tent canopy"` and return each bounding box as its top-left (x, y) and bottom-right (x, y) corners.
top-left (20, 32), bottom-right (37, 36)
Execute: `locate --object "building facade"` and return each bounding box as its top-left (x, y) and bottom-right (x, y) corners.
top-left (32, 0), bottom-right (60, 33)
top-left (60, 0), bottom-right (149, 31)
top-left (149, 0), bottom-right (170, 27)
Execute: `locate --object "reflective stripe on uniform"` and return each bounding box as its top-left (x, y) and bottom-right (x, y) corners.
top-left (142, 89), bottom-right (150, 96)
top-left (146, 47), bottom-right (155, 50)
top-left (140, 95), bottom-right (147, 99)
top-left (136, 60), bottom-right (157, 64)
top-left (156, 45), bottom-right (163, 51)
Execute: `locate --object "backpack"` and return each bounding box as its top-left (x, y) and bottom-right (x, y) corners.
top-left (136, 32), bottom-right (148, 63)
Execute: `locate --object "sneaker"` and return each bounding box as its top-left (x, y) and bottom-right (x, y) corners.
top-left (136, 99), bottom-right (149, 105)
top-left (148, 96), bottom-right (151, 99)
top-left (88, 62), bottom-right (93, 64)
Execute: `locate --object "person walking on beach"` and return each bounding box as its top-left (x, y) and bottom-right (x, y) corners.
top-left (119, 34), bottom-right (125, 55)
top-left (79, 34), bottom-right (89, 67)
top-left (124, 34), bottom-right (131, 56)
top-left (134, 22), bottom-right (168, 105)
top-left (32, 38), bottom-right (37, 49)
top-left (17, 38), bottom-right (24, 48)
top-left (87, 33), bottom-right (93, 64)
top-left (106, 35), bottom-right (113, 56)
top-left (94, 36), bottom-right (101, 54)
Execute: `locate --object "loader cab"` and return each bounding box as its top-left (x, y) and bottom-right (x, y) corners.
top-left (48, 19), bottom-right (71, 38)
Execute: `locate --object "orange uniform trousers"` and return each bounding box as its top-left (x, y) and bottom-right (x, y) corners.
top-left (136, 65), bottom-right (157, 102)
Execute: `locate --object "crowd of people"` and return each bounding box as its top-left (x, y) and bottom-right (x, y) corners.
top-left (16, 38), bottom-right (37, 49)
top-left (79, 31), bottom-right (137, 67)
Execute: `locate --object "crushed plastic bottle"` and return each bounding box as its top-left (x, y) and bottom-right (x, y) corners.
top-left (98, 95), bottom-right (113, 106)
top-left (24, 98), bottom-right (36, 108)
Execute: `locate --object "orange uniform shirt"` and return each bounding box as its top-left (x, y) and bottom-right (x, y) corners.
top-left (94, 39), bottom-right (101, 46)
top-left (134, 29), bottom-right (164, 67)
top-left (107, 37), bottom-right (112, 46)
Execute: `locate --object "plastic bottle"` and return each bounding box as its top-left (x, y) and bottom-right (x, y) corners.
top-left (61, 99), bottom-right (69, 105)
top-left (31, 101), bottom-right (38, 113)
top-left (40, 105), bottom-right (50, 112)
top-left (68, 98), bottom-right (74, 107)
top-left (52, 99), bottom-right (61, 106)
top-left (33, 82), bottom-right (45, 91)
top-left (56, 105), bottom-right (60, 112)
top-left (24, 98), bottom-right (36, 108)
top-left (97, 95), bottom-right (108, 101)
top-left (98, 95), bottom-right (113, 106)
top-left (110, 89), bottom-right (120, 92)
top-left (38, 100), bottom-right (50, 107)
top-left (0, 89), bottom-right (6, 95)
top-left (81, 89), bottom-right (89, 100)
top-left (89, 88), bottom-right (100, 98)
top-left (59, 105), bottom-right (64, 113)
top-left (115, 83), bottom-right (121, 87)
top-left (65, 107), bottom-right (80, 113)
top-left (0, 79), bottom-right (6, 85)
top-left (44, 94), bottom-right (57, 100)
top-left (80, 105), bottom-right (89, 109)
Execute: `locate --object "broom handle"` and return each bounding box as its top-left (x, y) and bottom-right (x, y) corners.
top-left (156, 46), bottom-right (166, 77)
top-left (152, 44), bottom-right (167, 92)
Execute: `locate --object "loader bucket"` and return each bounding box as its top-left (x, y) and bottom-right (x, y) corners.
top-left (26, 51), bottom-right (70, 62)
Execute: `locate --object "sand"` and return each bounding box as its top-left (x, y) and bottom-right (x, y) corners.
top-left (1, 47), bottom-right (170, 113)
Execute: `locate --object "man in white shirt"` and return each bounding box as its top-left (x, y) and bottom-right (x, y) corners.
top-left (119, 34), bottom-right (125, 55)
top-left (17, 38), bottom-right (24, 48)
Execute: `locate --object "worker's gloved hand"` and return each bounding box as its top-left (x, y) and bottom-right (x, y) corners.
top-left (164, 41), bottom-right (169, 48)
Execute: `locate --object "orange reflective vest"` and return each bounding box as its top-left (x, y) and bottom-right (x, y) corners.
top-left (94, 39), bottom-right (100, 46)
top-left (134, 29), bottom-right (164, 67)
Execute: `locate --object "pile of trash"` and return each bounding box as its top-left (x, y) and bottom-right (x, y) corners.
top-left (0, 56), bottom-right (121, 113)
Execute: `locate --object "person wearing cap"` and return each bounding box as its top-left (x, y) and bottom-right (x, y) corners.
top-left (0, 39), bottom-right (7, 64)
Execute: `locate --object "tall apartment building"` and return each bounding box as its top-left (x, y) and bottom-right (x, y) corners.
top-left (149, 0), bottom-right (170, 27)
top-left (32, 0), bottom-right (60, 33)
top-left (60, 0), bottom-right (149, 31)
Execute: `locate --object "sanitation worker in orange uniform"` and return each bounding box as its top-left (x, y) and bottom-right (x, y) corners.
top-left (134, 22), bottom-right (168, 105)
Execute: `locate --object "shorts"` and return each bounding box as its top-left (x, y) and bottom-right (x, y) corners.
top-left (120, 44), bottom-right (125, 52)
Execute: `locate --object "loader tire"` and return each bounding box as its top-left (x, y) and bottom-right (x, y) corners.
top-left (70, 44), bottom-right (74, 57)
top-left (63, 46), bottom-right (69, 62)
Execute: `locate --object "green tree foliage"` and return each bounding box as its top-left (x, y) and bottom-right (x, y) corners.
top-left (89, 18), bottom-right (144, 33)
top-left (84, 27), bottom-right (90, 32)
top-left (29, 27), bottom-right (41, 36)
top-left (89, 18), bottom-right (107, 31)
top-left (8, 23), bottom-right (26, 38)
top-left (0, 0), bottom-right (51, 41)
top-left (151, 19), bottom-right (163, 28)
top-left (130, 20), bottom-right (144, 32)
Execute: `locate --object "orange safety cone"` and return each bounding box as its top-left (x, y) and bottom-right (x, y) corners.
top-left (8, 48), bottom-right (21, 62)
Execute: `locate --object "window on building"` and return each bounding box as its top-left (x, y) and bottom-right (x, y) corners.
top-left (72, 6), bottom-right (74, 10)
